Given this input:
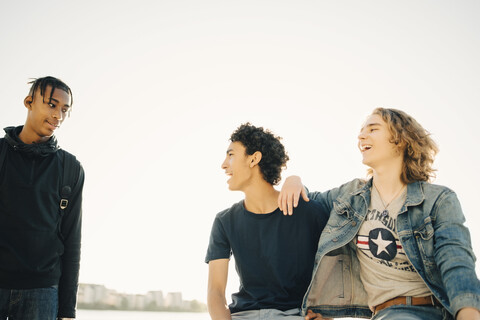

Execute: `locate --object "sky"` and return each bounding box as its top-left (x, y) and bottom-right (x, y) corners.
top-left (1, 0), bottom-right (479, 304)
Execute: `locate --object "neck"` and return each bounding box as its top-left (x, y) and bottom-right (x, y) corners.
top-left (372, 163), bottom-right (405, 202)
top-left (243, 180), bottom-right (279, 214)
top-left (19, 124), bottom-right (48, 144)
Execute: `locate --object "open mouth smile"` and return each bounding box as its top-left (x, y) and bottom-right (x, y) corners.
top-left (360, 144), bottom-right (372, 152)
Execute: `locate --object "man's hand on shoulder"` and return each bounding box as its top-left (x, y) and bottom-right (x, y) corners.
top-left (278, 175), bottom-right (309, 215)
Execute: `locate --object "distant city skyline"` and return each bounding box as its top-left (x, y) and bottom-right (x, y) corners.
top-left (78, 283), bottom-right (206, 312)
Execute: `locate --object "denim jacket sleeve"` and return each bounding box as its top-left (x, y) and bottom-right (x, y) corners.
top-left (431, 189), bottom-right (480, 316)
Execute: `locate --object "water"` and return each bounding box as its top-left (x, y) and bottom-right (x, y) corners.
top-left (76, 310), bottom-right (210, 320)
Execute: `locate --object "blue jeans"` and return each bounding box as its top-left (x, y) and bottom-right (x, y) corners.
top-left (0, 287), bottom-right (58, 320)
top-left (232, 308), bottom-right (303, 319)
top-left (372, 304), bottom-right (453, 320)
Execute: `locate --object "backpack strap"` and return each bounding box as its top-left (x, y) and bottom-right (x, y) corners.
top-left (58, 151), bottom-right (80, 241)
top-left (59, 151), bottom-right (80, 214)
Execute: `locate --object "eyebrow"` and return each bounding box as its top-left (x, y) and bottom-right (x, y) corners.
top-left (226, 148), bottom-right (234, 154)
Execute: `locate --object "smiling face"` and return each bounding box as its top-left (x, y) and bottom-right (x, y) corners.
top-left (22, 85), bottom-right (71, 143)
top-left (358, 114), bottom-right (403, 170)
top-left (221, 141), bottom-right (257, 191)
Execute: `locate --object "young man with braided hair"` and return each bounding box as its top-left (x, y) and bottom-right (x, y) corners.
top-left (0, 76), bottom-right (84, 320)
top-left (205, 123), bottom-right (329, 320)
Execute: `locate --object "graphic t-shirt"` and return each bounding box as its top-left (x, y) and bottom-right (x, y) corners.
top-left (355, 186), bottom-right (431, 308)
top-left (205, 198), bottom-right (329, 313)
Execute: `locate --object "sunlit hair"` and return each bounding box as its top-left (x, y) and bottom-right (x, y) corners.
top-left (230, 123), bottom-right (289, 185)
top-left (367, 108), bottom-right (438, 183)
top-left (28, 76), bottom-right (73, 107)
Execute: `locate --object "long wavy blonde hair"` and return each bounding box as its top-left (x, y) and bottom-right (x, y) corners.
top-left (367, 108), bottom-right (439, 183)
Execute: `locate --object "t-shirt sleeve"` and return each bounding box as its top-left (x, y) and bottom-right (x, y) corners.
top-left (205, 215), bottom-right (232, 263)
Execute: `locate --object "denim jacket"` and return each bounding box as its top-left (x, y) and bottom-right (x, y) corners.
top-left (302, 178), bottom-right (480, 319)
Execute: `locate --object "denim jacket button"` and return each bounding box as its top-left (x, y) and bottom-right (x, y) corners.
top-left (351, 221), bottom-right (357, 226)
top-left (332, 238), bottom-right (338, 242)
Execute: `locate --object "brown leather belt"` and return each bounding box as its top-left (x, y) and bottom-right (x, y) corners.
top-left (374, 296), bottom-right (440, 314)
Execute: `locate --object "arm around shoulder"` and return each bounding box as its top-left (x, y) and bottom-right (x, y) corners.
top-left (207, 259), bottom-right (232, 320)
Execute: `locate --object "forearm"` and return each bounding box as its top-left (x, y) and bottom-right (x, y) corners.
top-left (58, 252), bottom-right (80, 318)
top-left (208, 291), bottom-right (231, 320)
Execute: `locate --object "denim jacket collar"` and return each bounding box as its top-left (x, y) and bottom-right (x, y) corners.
top-left (351, 178), bottom-right (425, 212)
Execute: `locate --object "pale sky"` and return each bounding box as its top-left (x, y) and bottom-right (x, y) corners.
top-left (1, 0), bottom-right (479, 305)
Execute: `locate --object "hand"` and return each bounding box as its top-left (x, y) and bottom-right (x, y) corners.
top-left (457, 307), bottom-right (480, 320)
top-left (278, 175), bottom-right (309, 215)
top-left (305, 309), bottom-right (332, 320)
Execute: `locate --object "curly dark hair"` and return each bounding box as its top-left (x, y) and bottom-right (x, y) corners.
top-left (230, 123), bottom-right (289, 185)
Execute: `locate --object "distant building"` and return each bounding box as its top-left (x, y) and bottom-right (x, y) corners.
top-left (77, 284), bottom-right (108, 305)
top-left (165, 292), bottom-right (182, 308)
top-left (146, 290), bottom-right (165, 308)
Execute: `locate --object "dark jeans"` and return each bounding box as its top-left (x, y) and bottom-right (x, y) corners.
top-left (0, 287), bottom-right (58, 320)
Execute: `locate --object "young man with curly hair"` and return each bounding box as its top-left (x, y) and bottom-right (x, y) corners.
top-left (279, 108), bottom-right (480, 320)
top-left (0, 77), bottom-right (84, 320)
top-left (205, 123), bottom-right (329, 320)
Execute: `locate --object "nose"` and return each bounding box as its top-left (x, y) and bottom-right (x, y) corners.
top-left (52, 108), bottom-right (63, 121)
top-left (358, 129), bottom-right (366, 140)
top-left (221, 157), bottom-right (228, 170)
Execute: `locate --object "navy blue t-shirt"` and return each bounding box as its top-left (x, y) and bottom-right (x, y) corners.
top-left (205, 198), bottom-right (329, 313)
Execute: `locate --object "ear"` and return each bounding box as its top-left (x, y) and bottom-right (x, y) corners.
top-left (24, 96), bottom-right (33, 109)
top-left (249, 151), bottom-right (262, 168)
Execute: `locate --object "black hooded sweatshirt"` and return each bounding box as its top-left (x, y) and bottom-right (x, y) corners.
top-left (0, 126), bottom-right (84, 318)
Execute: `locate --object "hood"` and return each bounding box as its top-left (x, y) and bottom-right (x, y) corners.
top-left (3, 126), bottom-right (59, 157)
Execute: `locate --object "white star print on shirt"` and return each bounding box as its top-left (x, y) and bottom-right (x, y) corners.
top-left (371, 232), bottom-right (393, 256)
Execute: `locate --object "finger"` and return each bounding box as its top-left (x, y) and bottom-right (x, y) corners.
top-left (279, 192), bottom-right (287, 215)
top-left (293, 190), bottom-right (299, 208)
top-left (277, 192), bottom-right (283, 212)
top-left (301, 187), bottom-right (310, 202)
top-left (287, 193), bottom-right (294, 216)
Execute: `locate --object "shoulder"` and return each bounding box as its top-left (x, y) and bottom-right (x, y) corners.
top-left (419, 181), bottom-right (454, 194)
top-left (297, 198), bottom-right (330, 222)
top-left (339, 178), bottom-right (368, 191)
top-left (57, 149), bottom-right (81, 166)
top-left (325, 178), bottom-right (368, 199)
top-left (215, 200), bottom-right (244, 220)
top-left (298, 197), bottom-right (327, 212)
top-left (57, 149), bottom-right (84, 175)
top-left (417, 181), bottom-right (459, 208)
